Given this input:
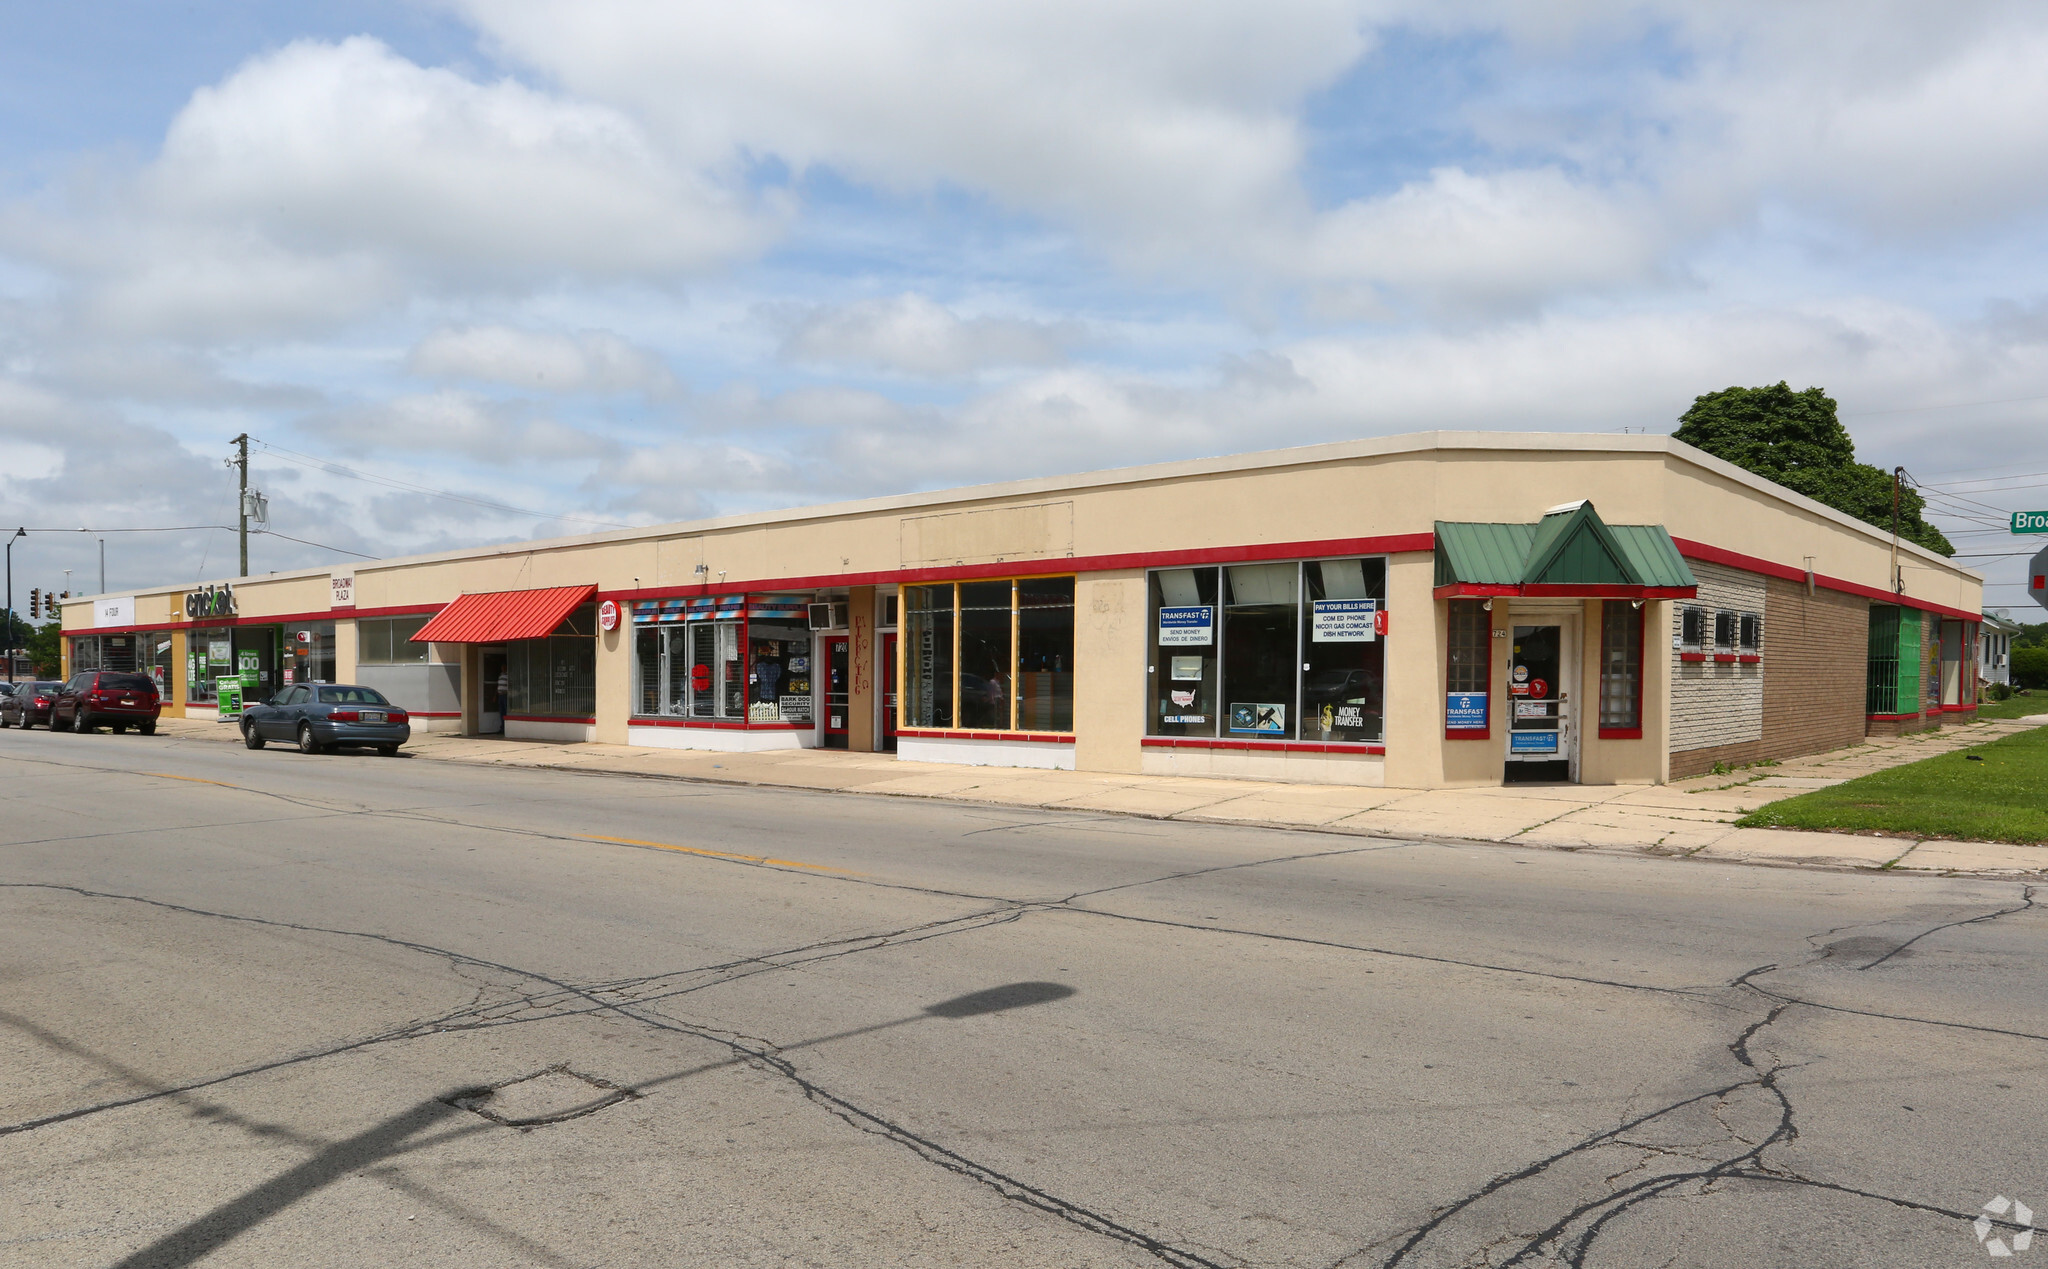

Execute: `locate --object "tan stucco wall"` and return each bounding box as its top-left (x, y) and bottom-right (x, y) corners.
top-left (1074, 570), bottom-right (1145, 774)
top-left (594, 622), bottom-right (630, 744)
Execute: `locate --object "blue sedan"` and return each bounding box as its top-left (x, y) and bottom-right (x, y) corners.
top-left (242, 684), bottom-right (412, 755)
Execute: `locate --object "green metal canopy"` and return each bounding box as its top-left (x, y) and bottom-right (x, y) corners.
top-left (1434, 501), bottom-right (1696, 597)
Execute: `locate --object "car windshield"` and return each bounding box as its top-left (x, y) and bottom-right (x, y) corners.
top-left (101, 673), bottom-right (156, 691)
top-left (35, 682), bottom-right (62, 693)
top-left (318, 686), bottom-right (389, 705)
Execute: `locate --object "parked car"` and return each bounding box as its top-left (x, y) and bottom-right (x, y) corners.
top-left (53, 671), bottom-right (161, 734)
top-left (241, 683), bottom-right (411, 755)
top-left (0, 681), bottom-right (64, 729)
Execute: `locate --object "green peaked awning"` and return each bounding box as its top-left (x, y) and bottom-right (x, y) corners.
top-left (1434, 501), bottom-right (1696, 597)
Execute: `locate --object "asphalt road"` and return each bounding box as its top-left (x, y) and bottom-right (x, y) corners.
top-left (2, 725), bottom-right (2043, 1268)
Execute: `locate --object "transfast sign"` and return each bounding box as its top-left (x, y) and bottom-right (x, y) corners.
top-left (2014, 510), bottom-right (2048, 534)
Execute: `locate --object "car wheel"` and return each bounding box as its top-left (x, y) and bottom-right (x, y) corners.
top-left (139, 722), bottom-right (157, 736)
top-left (377, 744), bottom-right (400, 756)
top-left (297, 722), bottom-right (321, 755)
top-left (243, 719), bottom-right (266, 750)
top-left (112, 723), bottom-right (128, 734)
top-left (72, 710), bottom-right (93, 734)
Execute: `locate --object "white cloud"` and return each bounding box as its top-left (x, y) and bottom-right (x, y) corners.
top-left (299, 390), bottom-right (618, 465)
top-left (409, 325), bottom-right (678, 395)
top-left (778, 294), bottom-right (1078, 376)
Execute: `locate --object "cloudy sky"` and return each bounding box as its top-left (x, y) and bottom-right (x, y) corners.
top-left (3, 0), bottom-right (2045, 607)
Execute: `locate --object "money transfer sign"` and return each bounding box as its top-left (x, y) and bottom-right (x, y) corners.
top-left (1158, 606), bottom-right (1214, 646)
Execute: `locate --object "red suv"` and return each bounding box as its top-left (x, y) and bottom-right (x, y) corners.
top-left (54, 671), bottom-right (162, 735)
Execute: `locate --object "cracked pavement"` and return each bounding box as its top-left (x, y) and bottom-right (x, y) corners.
top-left (3, 728), bottom-right (2045, 1266)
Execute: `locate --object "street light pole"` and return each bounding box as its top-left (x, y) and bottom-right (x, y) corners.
top-left (5, 527), bottom-right (23, 684)
top-left (80, 528), bottom-right (104, 594)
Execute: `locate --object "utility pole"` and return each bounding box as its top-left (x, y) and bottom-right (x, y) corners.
top-left (1890, 465), bottom-right (1903, 594)
top-left (232, 433), bottom-right (250, 577)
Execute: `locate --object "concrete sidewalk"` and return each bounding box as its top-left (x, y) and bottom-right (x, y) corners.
top-left (154, 711), bottom-right (2048, 876)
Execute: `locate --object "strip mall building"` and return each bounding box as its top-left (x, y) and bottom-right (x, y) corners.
top-left (60, 433), bottom-right (1985, 787)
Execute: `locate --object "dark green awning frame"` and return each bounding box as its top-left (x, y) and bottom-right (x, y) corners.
top-left (1434, 501), bottom-right (1697, 599)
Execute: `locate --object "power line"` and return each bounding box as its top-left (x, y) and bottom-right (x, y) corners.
top-left (252, 529), bottom-right (378, 560)
top-left (250, 439), bottom-right (630, 530)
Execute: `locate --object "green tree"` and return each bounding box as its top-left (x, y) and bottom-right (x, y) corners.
top-left (24, 620), bottom-right (62, 677)
top-left (1673, 382), bottom-right (1954, 556)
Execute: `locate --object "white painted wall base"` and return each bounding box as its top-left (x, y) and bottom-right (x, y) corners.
top-left (415, 717), bottom-right (464, 734)
top-left (626, 725), bottom-right (816, 753)
top-left (1141, 748), bottom-right (1386, 786)
top-left (897, 737), bottom-right (1076, 770)
top-left (506, 719), bottom-right (596, 743)
top-left (182, 706), bottom-right (220, 722)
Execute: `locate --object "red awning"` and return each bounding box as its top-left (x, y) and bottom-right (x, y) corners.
top-left (410, 584), bottom-right (596, 644)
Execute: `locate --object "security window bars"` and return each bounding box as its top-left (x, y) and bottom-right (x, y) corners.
top-left (1713, 610), bottom-right (1738, 652)
top-left (1739, 614), bottom-right (1761, 653)
top-left (1680, 606), bottom-right (1705, 652)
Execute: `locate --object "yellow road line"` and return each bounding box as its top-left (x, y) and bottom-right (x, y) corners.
top-left (143, 773), bottom-right (234, 787)
top-left (582, 834), bottom-right (853, 874)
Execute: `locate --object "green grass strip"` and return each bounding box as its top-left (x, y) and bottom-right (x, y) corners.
top-left (1971, 694), bottom-right (2048, 721)
top-left (1737, 724), bottom-right (2048, 845)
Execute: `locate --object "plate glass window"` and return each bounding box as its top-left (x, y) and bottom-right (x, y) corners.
top-left (1599, 601), bottom-right (1642, 731)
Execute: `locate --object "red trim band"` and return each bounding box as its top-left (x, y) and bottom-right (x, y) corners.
top-left (1597, 727), bottom-right (1644, 740)
top-left (1141, 737), bottom-right (1385, 755)
top-left (1445, 727), bottom-right (1492, 740)
top-left (627, 716), bottom-right (814, 729)
top-left (504, 713), bottom-right (596, 724)
top-left (1434, 583), bottom-right (1696, 599)
top-left (601, 533), bottom-right (1436, 604)
top-left (1672, 539), bottom-right (1981, 622)
top-left (1679, 652), bottom-right (1708, 662)
top-left (1713, 653), bottom-right (1739, 663)
top-left (896, 728), bottom-right (1075, 743)
top-left (408, 711), bottom-right (461, 719)
top-left (1866, 712), bottom-right (1923, 721)
top-left (1738, 654), bottom-right (1761, 664)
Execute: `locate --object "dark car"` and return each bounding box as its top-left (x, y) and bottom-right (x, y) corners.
top-left (53, 671), bottom-right (161, 734)
top-left (0, 681), bottom-right (64, 729)
top-left (241, 683), bottom-right (411, 755)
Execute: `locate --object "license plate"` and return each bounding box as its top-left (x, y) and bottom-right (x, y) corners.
top-left (361, 711), bottom-right (385, 723)
top-left (120, 699), bottom-right (136, 706)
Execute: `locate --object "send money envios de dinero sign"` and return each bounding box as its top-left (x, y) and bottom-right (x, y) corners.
top-left (2015, 510), bottom-right (2048, 534)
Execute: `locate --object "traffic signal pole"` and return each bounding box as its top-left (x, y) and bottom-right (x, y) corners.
top-left (5, 527), bottom-right (23, 684)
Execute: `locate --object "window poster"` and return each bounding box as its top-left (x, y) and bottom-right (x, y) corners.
top-left (1446, 692), bottom-right (1488, 729)
top-left (778, 694), bottom-right (814, 722)
top-left (1228, 702), bottom-right (1286, 734)
top-left (1157, 605), bottom-right (1214, 646)
top-left (1510, 731), bottom-right (1560, 753)
top-left (1310, 598), bottom-right (1378, 642)
top-left (1169, 655), bottom-right (1205, 680)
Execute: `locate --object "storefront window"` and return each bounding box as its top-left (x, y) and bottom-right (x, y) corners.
top-left (958, 581), bottom-right (1012, 729)
top-left (189, 627), bottom-right (233, 703)
top-left (1223, 564), bottom-right (1298, 738)
top-left (358, 615), bottom-right (431, 664)
top-left (903, 577), bottom-right (1074, 731)
top-left (904, 584), bottom-right (955, 728)
top-left (1300, 558), bottom-right (1385, 742)
top-left (747, 623), bottom-right (812, 722)
top-left (148, 633), bottom-right (175, 696)
top-left (1149, 559), bottom-right (1386, 744)
top-left (1149, 568), bottom-right (1219, 737)
top-left (1599, 601), bottom-right (1642, 732)
top-left (1017, 577), bottom-right (1074, 732)
top-left (506, 605), bottom-right (597, 718)
top-left (1445, 599), bottom-right (1491, 737)
top-left (285, 621), bottom-right (337, 686)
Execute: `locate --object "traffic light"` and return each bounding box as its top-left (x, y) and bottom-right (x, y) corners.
top-left (27, 588), bottom-right (38, 620)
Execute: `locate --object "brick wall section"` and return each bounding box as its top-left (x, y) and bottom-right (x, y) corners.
top-left (1670, 561), bottom-right (1764, 756)
top-left (1759, 576), bottom-right (1867, 761)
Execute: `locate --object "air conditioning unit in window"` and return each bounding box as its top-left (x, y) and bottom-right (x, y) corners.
top-left (808, 603), bottom-right (835, 631)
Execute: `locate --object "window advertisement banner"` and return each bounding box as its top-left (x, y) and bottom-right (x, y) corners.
top-left (1446, 692), bottom-right (1489, 729)
top-left (1510, 730), bottom-right (1559, 753)
top-left (1228, 702), bottom-right (1286, 734)
top-left (1157, 606), bottom-right (1214, 646)
top-left (1310, 598), bottom-right (1377, 642)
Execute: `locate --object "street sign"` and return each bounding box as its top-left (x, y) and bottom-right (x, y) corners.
top-left (2031, 545), bottom-right (2048, 613)
top-left (2015, 511), bottom-right (2048, 534)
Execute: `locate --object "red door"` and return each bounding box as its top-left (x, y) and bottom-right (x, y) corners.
top-left (882, 632), bottom-right (898, 752)
top-left (824, 637), bottom-right (850, 749)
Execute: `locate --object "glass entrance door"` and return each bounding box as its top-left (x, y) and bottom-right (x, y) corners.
top-left (1506, 624), bottom-right (1574, 782)
top-left (481, 647), bottom-right (507, 734)
top-left (824, 637), bottom-right (850, 749)
top-left (881, 632), bottom-right (898, 752)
